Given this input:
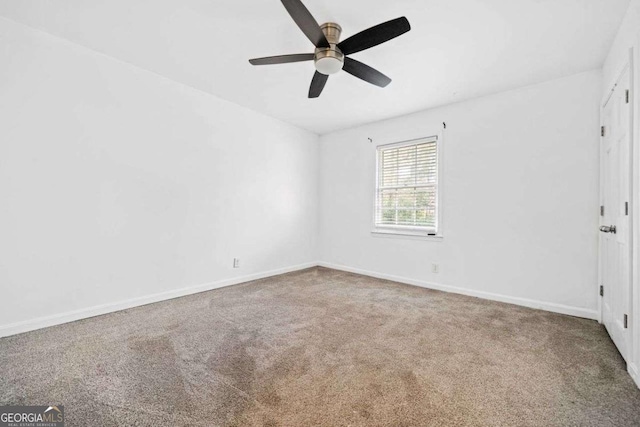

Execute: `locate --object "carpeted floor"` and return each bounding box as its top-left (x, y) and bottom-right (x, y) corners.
top-left (1, 267), bottom-right (639, 426)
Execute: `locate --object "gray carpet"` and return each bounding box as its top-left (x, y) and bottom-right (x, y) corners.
top-left (1, 267), bottom-right (639, 426)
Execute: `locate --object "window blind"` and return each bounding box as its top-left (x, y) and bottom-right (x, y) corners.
top-left (375, 137), bottom-right (438, 231)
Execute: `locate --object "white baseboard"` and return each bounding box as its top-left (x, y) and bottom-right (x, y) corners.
top-left (0, 262), bottom-right (317, 338)
top-left (318, 262), bottom-right (599, 321)
top-left (629, 363), bottom-right (640, 390)
top-left (0, 261), bottom-right (601, 338)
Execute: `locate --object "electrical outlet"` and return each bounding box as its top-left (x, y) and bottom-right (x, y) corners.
top-left (431, 263), bottom-right (439, 273)
top-left (233, 258), bottom-right (240, 268)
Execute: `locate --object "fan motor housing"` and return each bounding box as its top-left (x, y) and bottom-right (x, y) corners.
top-left (315, 22), bottom-right (344, 75)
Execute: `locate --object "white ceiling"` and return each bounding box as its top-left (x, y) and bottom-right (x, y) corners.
top-left (0, 0), bottom-right (630, 134)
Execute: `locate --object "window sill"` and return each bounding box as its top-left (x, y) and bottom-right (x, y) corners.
top-left (371, 228), bottom-right (443, 241)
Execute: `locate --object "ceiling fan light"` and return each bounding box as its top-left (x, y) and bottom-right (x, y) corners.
top-left (314, 45), bottom-right (344, 75)
top-left (315, 56), bottom-right (343, 75)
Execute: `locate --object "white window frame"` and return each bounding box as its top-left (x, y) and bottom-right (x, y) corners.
top-left (372, 134), bottom-right (443, 239)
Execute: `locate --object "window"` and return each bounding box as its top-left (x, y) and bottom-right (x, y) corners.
top-left (374, 136), bottom-right (440, 237)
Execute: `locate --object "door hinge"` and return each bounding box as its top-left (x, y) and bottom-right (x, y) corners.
top-left (601, 126), bottom-right (605, 137)
top-left (625, 201), bottom-right (629, 216)
top-left (600, 285), bottom-right (604, 297)
top-left (624, 314), bottom-right (628, 329)
top-left (626, 89), bottom-right (630, 104)
top-left (600, 205), bottom-right (605, 216)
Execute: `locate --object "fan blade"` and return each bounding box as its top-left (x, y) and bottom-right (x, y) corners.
top-left (249, 53), bottom-right (315, 65)
top-left (342, 57), bottom-right (391, 88)
top-left (338, 17), bottom-right (410, 55)
top-left (309, 71), bottom-right (328, 98)
top-left (281, 0), bottom-right (330, 48)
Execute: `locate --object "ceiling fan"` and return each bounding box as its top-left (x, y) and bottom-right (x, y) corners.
top-left (249, 0), bottom-right (411, 98)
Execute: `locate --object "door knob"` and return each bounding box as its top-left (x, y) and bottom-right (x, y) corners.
top-left (600, 225), bottom-right (617, 234)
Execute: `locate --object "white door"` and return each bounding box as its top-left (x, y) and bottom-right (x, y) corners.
top-left (600, 66), bottom-right (632, 361)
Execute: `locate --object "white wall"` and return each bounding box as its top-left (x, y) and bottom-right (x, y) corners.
top-left (602, 0), bottom-right (640, 388)
top-left (319, 70), bottom-right (602, 319)
top-left (0, 17), bottom-right (319, 336)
